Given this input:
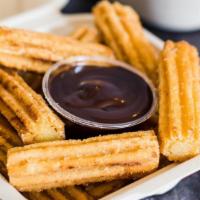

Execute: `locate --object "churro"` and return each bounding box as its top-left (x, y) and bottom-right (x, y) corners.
top-left (70, 26), bottom-right (101, 43)
top-left (0, 69), bottom-right (65, 144)
top-left (0, 39), bottom-right (113, 67)
top-left (0, 27), bottom-right (109, 53)
top-left (7, 131), bottom-right (159, 191)
top-left (93, 1), bottom-right (158, 81)
top-left (0, 27), bottom-right (113, 72)
top-left (0, 52), bottom-right (52, 73)
top-left (159, 41), bottom-right (200, 161)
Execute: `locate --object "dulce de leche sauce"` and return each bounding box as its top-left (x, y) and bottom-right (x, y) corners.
top-left (48, 64), bottom-right (154, 124)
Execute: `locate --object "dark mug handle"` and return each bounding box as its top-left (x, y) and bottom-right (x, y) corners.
top-left (61, 0), bottom-right (99, 13)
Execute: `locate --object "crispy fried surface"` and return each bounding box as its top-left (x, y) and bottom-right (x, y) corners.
top-left (0, 27), bottom-right (109, 52)
top-left (93, 1), bottom-right (158, 82)
top-left (0, 39), bottom-right (113, 63)
top-left (0, 69), bottom-right (65, 144)
top-left (0, 120), bottom-right (95, 200)
top-left (0, 26), bottom-right (78, 46)
top-left (159, 41), bottom-right (200, 161)
top-left (0, 52), bottom-right (52, 73)
top-left (70, 26), bottom-right (101, 43)
top-left (7, 131), bottom-right (159, 191)
top-left (0, 27), bottom-right (114, 71)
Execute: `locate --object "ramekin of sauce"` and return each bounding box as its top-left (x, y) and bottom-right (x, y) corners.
top-left (43, 56), bottom-right (157, 130)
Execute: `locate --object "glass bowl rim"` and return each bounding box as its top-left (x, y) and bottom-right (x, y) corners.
top-left (42, 56), bottom-right (157, 130)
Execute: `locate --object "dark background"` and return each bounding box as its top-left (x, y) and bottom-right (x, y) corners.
top-left (62, 1), bottom-right (200, 199)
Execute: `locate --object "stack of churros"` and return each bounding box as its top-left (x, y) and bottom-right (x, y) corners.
top-left (0, 27), bottom-right (113, 73)
top-left (7, 131), bottom-right (159, 191)
top-left (158, 41), bottom-right (200, 161)
top-left (0, 113), bottom-right (126, 200)
top-left (93, 1), bottom-right (158, 81)
top-left (0, 1), bottom-right (199, 199)
top-left (0, 69), bottom-right (64, 144)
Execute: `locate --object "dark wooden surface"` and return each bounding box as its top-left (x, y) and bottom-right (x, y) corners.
top-left (62, 1), bottom-right (200, 199)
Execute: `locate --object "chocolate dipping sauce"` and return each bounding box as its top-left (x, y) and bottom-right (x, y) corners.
top-left (48, 64), bottom-right (154, 124)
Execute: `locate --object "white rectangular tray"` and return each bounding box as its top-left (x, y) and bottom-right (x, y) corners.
top-left (0, 1), bottom-right (200, 200)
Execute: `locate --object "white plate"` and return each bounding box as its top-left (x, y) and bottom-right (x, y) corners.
top-left (0, 1), bottom-right (200, 200)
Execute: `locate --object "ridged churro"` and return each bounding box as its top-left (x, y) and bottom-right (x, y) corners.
top-left (159, 41), bottom-right (200, 161)
top-left (0, 69), bottom-right (65, 144)
top-left (0, 121), bottom-right (105, 200)
top-left (93, 1), bottom-right (158, 81)
top-left (70, 26), bottom-right (101, 43)
top-left (7, 131), bottom-right (159, 191)
top-left (0, 52), bottom-right (52, 73)
top-left (0, 27), bottom-right (113, 73)
top-left (0, 27), bottom-right (110, 54)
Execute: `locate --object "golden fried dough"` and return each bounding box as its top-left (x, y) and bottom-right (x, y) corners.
top-left (70, 26), bottom-right (101, 43)
top-left (0, 27), bottom-right (114, 71)
top-left (93, 1), bottom-right (158, 81)
top-left (7, 131), bottom-right (159, 191)
top-left (0, 69), bottom-right (65, 144)
top-left (159, 41), bottom-right (200, 161)
top-left (0, 52), bottom-right (52, 73)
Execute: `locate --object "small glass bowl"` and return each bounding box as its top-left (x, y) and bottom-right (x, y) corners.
top-left (42, 56), bottom-right (157, 130)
